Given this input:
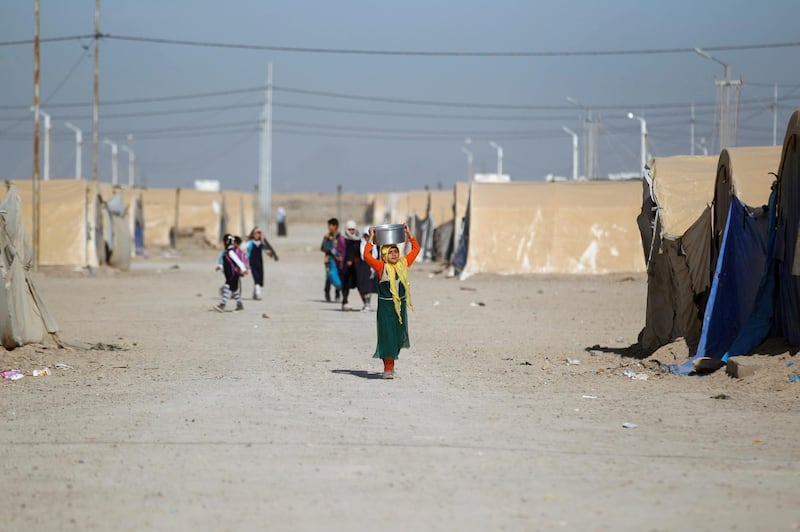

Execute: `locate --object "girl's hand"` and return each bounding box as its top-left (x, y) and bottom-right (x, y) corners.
top-left (404, 223), bottom-right (412, 239)
top-left (367, 227), bottom-right (375, 243)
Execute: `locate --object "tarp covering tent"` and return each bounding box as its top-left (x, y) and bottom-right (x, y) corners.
top-left (669, 118), bottom-right (798, 373)
top-left (637, 155), bottom-right (718, 353)
top-left (103, 192), bottom-right (132, 270)
top-left (122, 188), bottom-right (145, 256)
top-left (140, 188), bottom-right (177, 248)
top-left (460, 181), bottom-right (645, 276)
top-left (7, 179), bottom-right (102, 268)
top-left (176, 189), bottom-right (223, 246)
top-left (0, 185), bottom-right (60, 349)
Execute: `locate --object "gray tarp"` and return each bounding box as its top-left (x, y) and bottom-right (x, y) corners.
top-left (0, 185), bottom-right (59, 349)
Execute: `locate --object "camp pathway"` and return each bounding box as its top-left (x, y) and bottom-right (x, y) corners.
top-left (0, 224), bottom-right (797, 531)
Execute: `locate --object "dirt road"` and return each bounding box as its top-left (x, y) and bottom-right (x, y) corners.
top-left (1, 224), bottom-right (798, 531)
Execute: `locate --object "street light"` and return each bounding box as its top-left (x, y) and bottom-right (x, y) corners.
top-left (460, 146), bottom-right (474, 182)
top-left (65, 122), bottom-right (83, 179)
top-left (120, 145), bottom-right (135, 187)
top-left (30, 107), bottom-right (51, 180)
top-left (694, 47), bottom-right (730, 81)
top-left (489, 141), bottom-right (503, 178)
top-left (103, 138), bottom-right (118, 185)
top-left (566, 96), bottom-right (597, 179)
top-left (561, 126), bottom-right (578, 181)
top-left (695, 47), bottom-right (738, 149)
top-left (627, 112), bottom-right (648, 176)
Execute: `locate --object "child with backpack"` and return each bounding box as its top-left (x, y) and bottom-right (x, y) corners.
top-left (213, 234), bottom-right (249, 312)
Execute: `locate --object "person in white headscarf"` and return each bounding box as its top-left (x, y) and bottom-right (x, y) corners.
top-left (340, 220), bottom-right (362, 311)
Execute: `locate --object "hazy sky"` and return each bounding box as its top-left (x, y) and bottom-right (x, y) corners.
top-left (2, 0), bottom-right (799, 193)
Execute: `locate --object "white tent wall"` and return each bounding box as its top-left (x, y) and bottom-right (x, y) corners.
top-left (7, 179), bottom-right (100, 268)
top-left (462, 181), bottom-right (645, 276)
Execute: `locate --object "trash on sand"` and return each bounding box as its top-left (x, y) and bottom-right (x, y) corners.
top-left (433, 300), bottom-right (440, 306)
top-left (582, 395), bottom-right (598, 399)
top-left (469, 301), bottom-right (486, 307)
top-left (1, 369), bottom-right (24, 381)
top-left (589, 350), bottom-right (602, 356)
top-left (459, 286), bottom-right (477, 292)
top-left (54, 363), bottom-right (73, 370)
top-left (262, 313), bottom-right (270, 319)
top-left (623, 369), bottom-right (648, 380)
top-left (787, 361), bottom-right (795, 367)
top-left (789, 374), bottom-right (800, 383)
top-left (622, 422), bottom-right (638, 429)
top-left (566, 358), bottom-right (581, 365)
top-left (519, 361), bottom-right (532, 366)
top-left (710, 393), bottom-right (731, 400)
top-left (32, 368), bottom-right (51, 377)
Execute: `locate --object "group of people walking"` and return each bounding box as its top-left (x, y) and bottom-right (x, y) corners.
top-left (213, 227), bottom-right (278, 312)
top-left (211, 217), bottom-right (420, 380)
top-left (321, 218), bottom-right (420, 379)
top-left (320, 217), bottom-right (380, 312)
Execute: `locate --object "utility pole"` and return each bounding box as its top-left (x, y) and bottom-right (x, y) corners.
top-left (39, 109), bottom-right (51, 181)
top-left (690, 103), bottom-right (695, 156)
top-left (259, 63), bottom-right (273, 235)
top-left (32, 0), bottom-right (41, 271)
top-left (92, 0), bottom-right (100, 183)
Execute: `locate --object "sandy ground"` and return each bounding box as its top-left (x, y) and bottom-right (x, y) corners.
top-left (1, 223), bottom-right (799, 532)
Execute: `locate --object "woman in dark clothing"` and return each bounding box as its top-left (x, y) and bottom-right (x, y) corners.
top-left (340, 220), bottom-right (361, 311)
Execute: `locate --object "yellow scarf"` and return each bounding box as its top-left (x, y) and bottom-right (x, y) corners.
top-left (381, 245), bottom-right (413, 323)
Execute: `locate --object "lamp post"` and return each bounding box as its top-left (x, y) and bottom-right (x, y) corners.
top-left (103, 138), bottom-right (118, 185)
top-left (65, 122), bottom-right (82, 179)
top-left (695, 47), bottom-right (739, 150)
top-left (120, 145), bottom-right (135, 187)
top-left (489, 141), bottom-right (503, 179)
top-left (566, 96), bottom-right (597, 179)
top-left (627, 112), bottom-right (648, 176)
top-left (461, 137), bottom-right (473, 181)
top-left (30, 107), bottom-right (51, 180)
top-left (561, 126), bottom-right (578, 180)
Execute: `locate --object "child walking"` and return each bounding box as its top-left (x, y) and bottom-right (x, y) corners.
top-left (246, 226), bottom-right (278, 300)
top-left (363, 224), bottom-right (420, 379)
top-left (213, 234), bottom-right (248, 312)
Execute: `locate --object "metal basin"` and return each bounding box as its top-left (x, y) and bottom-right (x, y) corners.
top-left (373, 223), bottom-right (406, 246)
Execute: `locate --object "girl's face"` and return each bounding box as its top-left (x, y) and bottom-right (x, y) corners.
top-left (385, 246), bottom-right (400, 264)
top-left (347, 227), bottom-right (358, 238)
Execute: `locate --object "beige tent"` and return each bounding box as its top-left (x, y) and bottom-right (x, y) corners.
top-left (176, 189), bottom-right (223, 245)
top-left (0, 185), bottom-right (60, 348)
top-left (637, 155), bottom-right (718, 352)
top-left (223, 190), bottom-right (246, 238)
top-left (461, 181), bottom-right (645, 276)
top-left (5, 179), bottom-right (102, 268)
top-left (712, 146), bottom-right (781, 255)
top-left (453, 182), bottom-right (470, 253)
top-left (140, 188), bottom-right (177, 248)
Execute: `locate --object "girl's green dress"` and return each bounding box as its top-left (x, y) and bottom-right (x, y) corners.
top-left (372, 272), bottom-right (409, 360)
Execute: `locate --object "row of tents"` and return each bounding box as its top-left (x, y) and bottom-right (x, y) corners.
top-left (0, 181), bottom-right (259, 270)
top-left (640, 110), bottom-right (800, 371)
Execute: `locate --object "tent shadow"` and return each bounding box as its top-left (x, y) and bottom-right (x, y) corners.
top-left (331, 369), bottom-right (383, 380)
top-left (585, 343), bottom-right (649, 359)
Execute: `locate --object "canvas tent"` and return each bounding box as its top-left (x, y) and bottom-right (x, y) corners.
top-left (5, 179), bottom-right (103, 268)
top-left (673, 113), bottom-right (800, 370)
top-left (0, 185), bottom-right (60, 348)
top-left (459, 181), bottom-right (645, 277)
top-left (637, 155), bottom-right (718, 353)
top-left (140, 188), bottom-right (177, 248)
top-left (176, 189), bottom-right (223, 246)
top-left (686, 146), bottom-right (782, 364)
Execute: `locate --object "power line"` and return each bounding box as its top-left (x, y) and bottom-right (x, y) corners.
top-left (0, 34), bottom-right (96, 46)
top-left (101, 34), bottom-right (800, 57)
